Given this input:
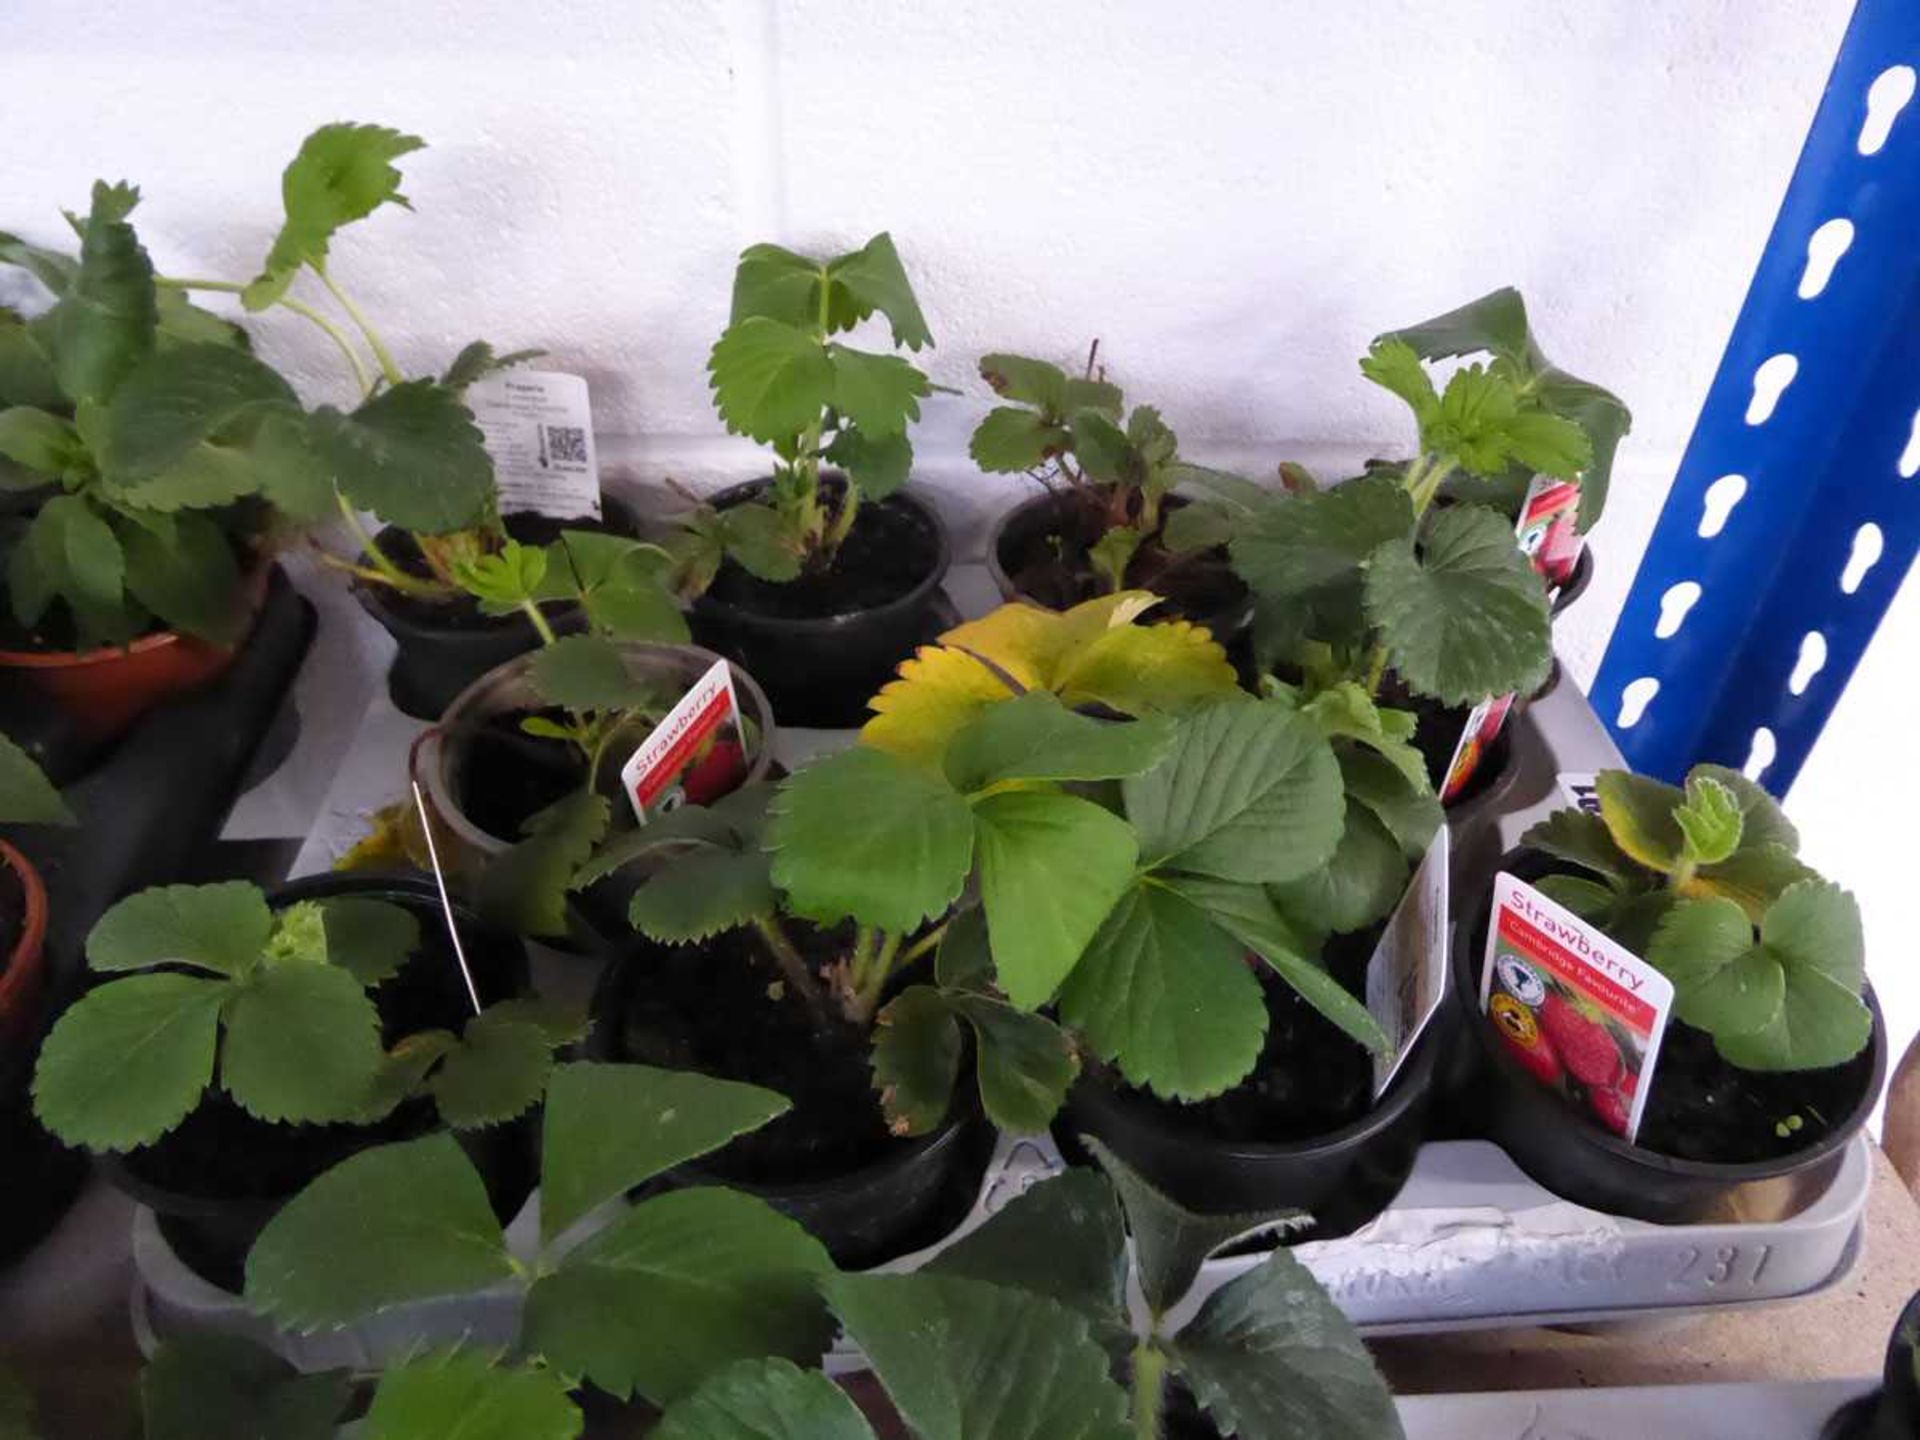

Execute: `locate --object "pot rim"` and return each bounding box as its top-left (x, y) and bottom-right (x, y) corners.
top-left (1065, 996), bottom-right (1444, 1166)
top-left (1441, 718), bottom-right (1523, 815)
top-left (1455, 847), bottom-right (1890, 1184)
top-left (0, 561), bottom-right (268, 670)
top-left (1551, 545), bottom-right (1595, 617)
top-left (416, 641), bottom-right (779, 857)
top-left (689, 478), bottom-right (953, 635)
top-left (0, 838), bottom-right (49, 1010)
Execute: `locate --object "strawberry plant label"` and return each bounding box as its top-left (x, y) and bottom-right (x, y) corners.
top-left (1365, 823), bottom-right (1450, 1095)
top-left (465, 369), bottom-right (602, 520)
top-left (617, 658), bottom-right (747, 823)
top-left (1481, 872), bottom-right (1674, 1141)
top-left (1438, 692), bottom-right (1517, 803)
top-left (1517, 474), bottom-right (1584, 592)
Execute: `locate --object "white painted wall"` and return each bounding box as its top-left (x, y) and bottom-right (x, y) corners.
top-left (9, 2), bottom-right (1913, 1066)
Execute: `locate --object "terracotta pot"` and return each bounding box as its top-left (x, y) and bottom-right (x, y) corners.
top-left (0, 564), bottom-right (268, 754)
top-left (0, 839), bottom-right (49, 1056)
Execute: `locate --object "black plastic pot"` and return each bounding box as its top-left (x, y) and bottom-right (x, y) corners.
top-left (1408, 693), bottom-right (1519, 813)
top-left (355, 501), bottom-right (642, 722)
top-left (1448, 849), bottom-right (1889, 1224)
top-left (688, 480), bottom-right (954, 728)
top-left (1823, 1289), bottom-right (1920, 1440)
top-left (985, 490), bottom-right (1255, 656)
top-left (1550, 545), bottom-right (1594, 617)
top-left (589, 937), bottom-right (991, 1269)
top-left (99, 872), bottom-right (537, 1292)
top-left (1059, 1010), bottom-right (1445, 1240)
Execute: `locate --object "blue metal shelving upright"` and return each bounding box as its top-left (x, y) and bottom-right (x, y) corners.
top-left (1592, 0), bottom-right (1919, 797)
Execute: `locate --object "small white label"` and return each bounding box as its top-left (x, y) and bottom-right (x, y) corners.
top-left (1367, 824), bottom-right (1451, 1096)
top-left (466, 370), bottom-right (602, 520)
top-left (618, 659), bottom-right (748, 824)
top-left (1480, 873), bottom-right (1674, 1142)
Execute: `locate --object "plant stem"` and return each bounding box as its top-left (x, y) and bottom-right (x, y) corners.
top-left (159, 275), bottom-right (373, 396)
top-left (895, 922), bottom-right (949, 970)
top-left (849, 929), bottom-right (901, 1023)
top-left (317, 264), bottom-right (404, 387)
top-left (517, 598), bottom-right (559, 646)
top-left (1130, 1342), bottom-right (1167, 1440)
top-left (753, 917), bottom-right (830, 1019)
top-left (334, 491), bottom-right (440, 596)
top-left (825, 479), bottom-right (863, 550)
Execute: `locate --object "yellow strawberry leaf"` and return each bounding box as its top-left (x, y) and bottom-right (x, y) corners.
top-left (863, 644), bottom-right (1018, 767)
top-left (1057, 616), bottom-right (1237, 715)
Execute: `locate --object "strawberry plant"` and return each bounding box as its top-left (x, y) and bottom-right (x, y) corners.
top-left (673, 234), bottom-right (934, 589)
top-left (655, 1140), bottom-right (1400, 1440)
top-left (0, 186), bottom-right (302, 648)
top-left (30, 881), bottom-right (577, 1151)
top-left (1522, 766), bottom-right (1872, 1071)
top-left (240, 1062), bottom-right (837, 1408)
top-left (1371, 288), bottom-right (1631, 533)
top-left (969, 344), bottom-right (1263, 603)
top-left (1228, 291), bottom-right (1624, 712)
top-left (640, 680), bottom-right (1396, 1122)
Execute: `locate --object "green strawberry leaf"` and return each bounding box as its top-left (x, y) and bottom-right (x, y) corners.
top-left (1056, 881), bottom-right (1267, 1100)
top-left (1230, 472), bottom-right (1414, 603)
top-left (1648, 896), bottom-right (1782, 1036)
top-left (973, 790), bottom-right (1138, 1011)
top-left (768, 746), bottom-right (975, 935)
top-left (1364, 502), bottom-right (1551, 706)
top-left (141, 1335), bottom-right (351, 1440)
top-left (969, 406), bottom-right (1068, 472)
top-left (1713, 881), bottom-right (1872, 1072)
top-left (87, 881), bottom-right (272, 977)
top-left (100, 342), bottom-right (297, 483)
top-left (629, 847), bottom-right (778, 944)
top-left (1675, 774), bottom-right (1743, 867)
top-left (1522, 807), bottom-right (1634, 886)
top-left (825, 344), bottom-right (928, 438)
top-left (315, 897), bottom-right (419, 986)
top-left (1269, 802), bottom-right (1409, 937)
top-left (1688, 762), bottom-right (1799, 852)
top-left (821, 424), bottom-right (913, 498)
top-left (825, 233), bottom-right (931, 350)
top-left (0, 729), bottom-right (73, 825)
top-left (826, 1272), bottom-right (1131, 1440)
top-left (948, 991), bottom-right (1078, 1135)
top-left (525, 1187), bottom-right (835, 1404)
top-left (926, 1168), bottom-right (1127, 1336)
top-left (977, 353), bottom-right (1071, 413)
top-left (1169, 1247), bottom-right (1403, 1440)
top-left (119, 510), bottom-right (244, 643)
top-left (872, 985), bottom-right (965, 1137)
top-left (707, 318), bottom-right (835, 444)
top-left (1083, 1137), bottom-right (1308, 1318)
top-left (1123, 699), bottom-right (1344, 884)
top-left (440, 340), bottom-right (545, 390)
top-left (219, 961), bottom-right (384, 1125)
top-left (652, 1358), bottom-right (872, 1440)
top-left (479, 790), bottom-right (611, 939)
top-left (1594, 769), bottom-right (1687, 874)
top-left (243, 1134), bottom-right (514, 1329)
top-left (453, 540), bottom-right (549, 615)
top-left (1359, 338), bottom-right (1438, 424)
top-left (540, 1061), bottom-right (791, 1242)
top-left (318, 380), bottom-right (494, 535)
top-left (1337, 747), bottom-right (1443, 861)
top-left (526, 633), bottom-right (653, 711)
top-left (246, 123), bottom-right (426, 309)
top-left (943, 691), bottom-right (1175, 793)
top-left (428, 1010), bottom-right (558, 1129)
top-left (31, 973), bottom-right (228, 1151)
top-left (362, 1349), bottom-right (581, 1440)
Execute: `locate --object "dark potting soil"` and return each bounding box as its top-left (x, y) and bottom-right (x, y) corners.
top-left (705, 494), bottom-right (940, 620)
top-left (1000, 491), bottom-right (1247, 626)
top-left (453, 707), bottom-right (595, 841)
top-left (606, 925), bottom-right (898, 1184)
top-left (1097, 931), bottom-right (1378, 1144)
top-left (1632, 1022), bottom-right (1874, 1165)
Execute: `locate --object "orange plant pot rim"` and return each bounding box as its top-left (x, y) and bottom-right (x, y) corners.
top-left (0, 837), bottom-right (50, 1011)
top-left (0, 561), bottom-right (268, 671)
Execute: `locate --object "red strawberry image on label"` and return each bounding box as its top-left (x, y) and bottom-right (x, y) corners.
top-left (1540, 992), bottom-right (1623, 1089)
top-left (682, 737), bottom-right (746, 805)
top-left (1491, 994), bottom-right (1564, 1087)
top-left (1591, 1084), bottom-right (1632, 1137)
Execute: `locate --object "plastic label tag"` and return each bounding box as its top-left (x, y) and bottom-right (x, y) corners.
top-left (1366, 823), bottom-right (1450, 1096)
top-left (466, 370), bottom-right (602, 520)
top-left (1480, 872), bottom-right (1673, 1141)
top-left (1517, 474), bottom-right (1584, 595)
top-left (618, 659), bottom-right (748, 824)
top-left (1439, 693), bottom-right (1516, 804)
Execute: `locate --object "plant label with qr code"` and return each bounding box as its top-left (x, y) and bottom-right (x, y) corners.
top-left (1480, 872), bottom-right (1673, 1141)
top-left (1365, 823), bottom-right (1450, 1097)
top-left (619, 659), bottom-right (748, 825)
top-left (465, 370), bottom-right (602, 520)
